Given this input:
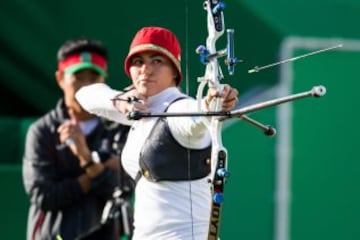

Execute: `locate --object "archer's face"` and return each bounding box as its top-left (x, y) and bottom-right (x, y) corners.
top-left (129, 52), bottom-right (177, 97)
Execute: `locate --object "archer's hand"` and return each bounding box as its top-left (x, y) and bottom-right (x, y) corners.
top-left (205, 84), bottom-right (239, 111)
top-left (112, 89), bottom-right (148, 115)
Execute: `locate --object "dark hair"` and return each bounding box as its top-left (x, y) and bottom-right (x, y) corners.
top-left (57, 38), bottom-right (108, 61)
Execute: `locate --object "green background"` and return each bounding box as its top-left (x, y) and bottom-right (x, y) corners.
top-left (0, 0), bottom-right (359, 239)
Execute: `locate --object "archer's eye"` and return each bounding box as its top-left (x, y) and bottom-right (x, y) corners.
top-left (152, 58), bottom-right (162, 64)
top-left (131, 57), bottom-right (144, 66)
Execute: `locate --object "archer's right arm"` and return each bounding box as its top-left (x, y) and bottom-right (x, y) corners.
top-left (76, 83), bottom-right (134, 125)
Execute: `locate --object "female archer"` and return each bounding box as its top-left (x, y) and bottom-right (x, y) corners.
top-left (76, 26), bottom-right (238, 240)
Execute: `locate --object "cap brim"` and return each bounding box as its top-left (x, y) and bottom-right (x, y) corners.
top-left (64, 62), bottom-right (106, 77)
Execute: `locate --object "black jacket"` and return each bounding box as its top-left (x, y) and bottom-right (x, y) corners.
top-left (22, 99), bottom-right (132, 240)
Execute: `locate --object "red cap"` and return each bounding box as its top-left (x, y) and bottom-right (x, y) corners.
top-left (124, 26), bottom-right (182, 84)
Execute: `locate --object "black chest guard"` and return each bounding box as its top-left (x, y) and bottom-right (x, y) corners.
top-left (139, 117), bottom-right (211, 182)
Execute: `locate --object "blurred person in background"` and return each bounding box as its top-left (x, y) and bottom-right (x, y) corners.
top-left (22, 38), bottom-right (134, 240)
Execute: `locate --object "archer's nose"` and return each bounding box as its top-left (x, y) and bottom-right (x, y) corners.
top-left (140, 62), bottom-right (153, 75)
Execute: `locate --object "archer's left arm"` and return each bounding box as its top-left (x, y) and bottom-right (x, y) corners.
top-left (167, 85), bottom-right (238, 148)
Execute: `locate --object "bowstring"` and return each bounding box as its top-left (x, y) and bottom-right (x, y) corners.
top-left (184, 0), bottom-right (195, 239)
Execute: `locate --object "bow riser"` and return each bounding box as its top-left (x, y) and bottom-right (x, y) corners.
top-left (201, 1), bottom-right (229, 240)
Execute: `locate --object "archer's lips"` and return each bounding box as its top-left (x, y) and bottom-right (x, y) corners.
top-left (137, 78), bottom-right (153, 84)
